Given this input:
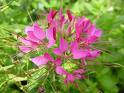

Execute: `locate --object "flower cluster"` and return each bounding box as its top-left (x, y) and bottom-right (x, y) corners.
top-left (19, 9), bottom-right (102, 84)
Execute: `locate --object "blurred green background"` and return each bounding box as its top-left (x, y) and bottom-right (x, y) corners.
top-left (0, 0), bottom-right (124, 93)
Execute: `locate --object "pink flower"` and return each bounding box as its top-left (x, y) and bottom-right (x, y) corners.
top-left (19, 8), bottom-right (102, 84)
top-left (53, 38), bottom-right (68, 56)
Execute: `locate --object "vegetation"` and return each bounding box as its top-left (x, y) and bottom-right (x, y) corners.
top-left (0, 0), bottom-right (124, 93)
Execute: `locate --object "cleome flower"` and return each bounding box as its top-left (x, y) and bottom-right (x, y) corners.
top-left (19, 8), bottom-right (102, 84)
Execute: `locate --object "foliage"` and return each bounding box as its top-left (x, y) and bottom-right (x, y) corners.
top-left (0, 0), bottom-right (124, 93)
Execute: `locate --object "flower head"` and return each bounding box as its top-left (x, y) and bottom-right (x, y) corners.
top-left (19, 8), bottom-right (102, 84)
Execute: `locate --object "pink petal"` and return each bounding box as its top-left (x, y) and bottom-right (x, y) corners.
top-left (32, 55), bottom-right (49, 66)
top-left (72, 50), bottom-right (88, 59)
top-left (53, 58), bottom-right (62, 66)
top-left (59, 38), bottom-right (68, 52)
top-left (33, 23), bottom-right (46, 40)
top-left (53, 38), bottom-right (68, 55)
top-left (19, 46), bottom-right (32, 53)
top-left (20, 38), bottom-right (39, 48)
top-left (47, 40), bottom-right (55, 48)
top-left (53, 48), bottom-right (62, 56)
top-left (47, 9), bottom-right (57, 23)
top-left (70, 41), bottom-right (88, 59)
top-left (44, 53), bottom-right (53, 61)
top-left (53, 27), bottom-right (56, 40)
top-left (95, 29), bottom-right (102, 37)
top-left (89, 50), bottom-right (100, 58)
top-left (88, 25), bottom-right (102, 38)
top-left (24, 23), bottom-right (46, 42)
top-left (86, 36), bottom-right (97, 44)
top-left (74, 69), bottom-right (85, 74)
top-left (74, 74), bottom-right (82, 79)
top-left (87, 27), bottom-right (102, 43)
top-left (19, 38), bottom-right (31, 45)
top-left (70, 41), bottom-right (78, 52)
top-left (67, 26), bottom-right (72, 35)
top-left (59, 8), bottom-right (65, 26)
top-left (55, 66), bottom-right (67, 75)
top-left (49, 20), bottom-right (58, 28)
top-left (25, 26), bottom-right (33, 34)
top-left (66, 10), bottom-right (74, 21)
top-left (75, 17), bottom-right (85, 39)
top-left (30, 42), bottom-right (39, 49)
top-left (27, 31), bottom-right (40, 43)
top-left (73, 69), bottom-right (85, 79)
top-left (46, 28), bottom-right (56, 48)
top-left (75, 16), bottom-right (91, 39)
top-left (66, 74), bottom-right (75, 83)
